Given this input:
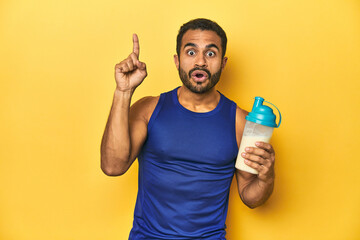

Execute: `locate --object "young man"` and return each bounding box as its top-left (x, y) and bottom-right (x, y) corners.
top-left (101, 18), bottom-right (276, 239)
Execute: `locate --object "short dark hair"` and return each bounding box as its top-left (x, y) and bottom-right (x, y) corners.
top-left (176, 18), bottom-right (227, 58)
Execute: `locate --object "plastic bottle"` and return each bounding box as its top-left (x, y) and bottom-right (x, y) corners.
top-left (235, 97), bottom-right (282, 174)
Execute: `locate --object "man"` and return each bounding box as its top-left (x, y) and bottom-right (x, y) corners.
top-left (101, 18), bottom-right (275, 239)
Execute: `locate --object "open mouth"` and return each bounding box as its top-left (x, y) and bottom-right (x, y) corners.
top-left (190, 70), bottom-right (209, 82)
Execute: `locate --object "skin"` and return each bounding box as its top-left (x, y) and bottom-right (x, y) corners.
top-left (175, 30), bottom-right (225, 96)
top-left (100, 30), bottom-right (275, 209)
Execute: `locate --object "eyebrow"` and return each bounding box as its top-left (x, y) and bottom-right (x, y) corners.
top-left (183, 43), bottom-right (197, 49)
top-left (205, 44), bottom-right (219, 51)
top-left (183, 42), bottom-right (220, 51)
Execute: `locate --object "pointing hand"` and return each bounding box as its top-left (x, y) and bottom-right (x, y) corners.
top-left (114, 34), bottom-right (147, 92)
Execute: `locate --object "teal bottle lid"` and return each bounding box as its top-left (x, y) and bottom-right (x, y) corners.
top-left (245, 97), bottom-right (282, 128)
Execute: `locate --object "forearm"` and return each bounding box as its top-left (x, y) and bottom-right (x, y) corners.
top-left (240, 178), bottom-right (274, 209)
top-left (100, 89), bottom-right (133, 175)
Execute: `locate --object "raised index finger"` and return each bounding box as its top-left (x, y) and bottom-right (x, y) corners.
top-left (132, 33), bottom-right (140, 57)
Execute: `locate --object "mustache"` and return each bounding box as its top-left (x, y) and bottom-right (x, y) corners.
top-left (188, 67), bottom-right (211, 79)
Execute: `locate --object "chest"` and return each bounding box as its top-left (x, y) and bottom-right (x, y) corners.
top-left (144, 111), bottom-right (238, 167)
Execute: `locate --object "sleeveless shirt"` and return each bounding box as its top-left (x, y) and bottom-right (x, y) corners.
top-left (129, 87), bottom-right (238, 239)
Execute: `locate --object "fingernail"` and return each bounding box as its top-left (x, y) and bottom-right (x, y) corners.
top-left (241, 152), bottom-right (246, 157)
top-left (255, 142), bottom-right (260, 146)
top-left (245, 147), bottom-right (250, 152)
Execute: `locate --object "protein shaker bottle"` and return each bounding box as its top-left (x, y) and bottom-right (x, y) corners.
top-left (235, 97), bottom-right (282, 174)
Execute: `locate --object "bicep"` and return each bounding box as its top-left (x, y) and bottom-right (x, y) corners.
top-left (235, 106), bottom-right (254, 194)
top-left (128, 96), bottom-right (158, 163)
top-left (128, 114), bottom-right (147, 162)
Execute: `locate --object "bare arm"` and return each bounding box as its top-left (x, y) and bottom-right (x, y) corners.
top-left (236, 168), bottom-right (274, 209)
top-left (100, 34), bottom-right (149, 176)
top-left (235, 106), bottom-right (275, 208)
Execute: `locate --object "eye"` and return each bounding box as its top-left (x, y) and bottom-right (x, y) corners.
top-left (187, 50), bottom-right (196, 56)
top-left (206, 51), bottom-right (215, 57)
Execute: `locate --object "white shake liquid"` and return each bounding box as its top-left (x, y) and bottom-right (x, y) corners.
top-left (235, 135), bottom-right (271, 174)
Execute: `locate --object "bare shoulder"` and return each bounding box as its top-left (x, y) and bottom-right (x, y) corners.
top-left (130, 95), bottom-right (160, 123)
top-left (236, 105), bottom-right (249, 120)
top-left (235, 105), bottom-right (249, 128)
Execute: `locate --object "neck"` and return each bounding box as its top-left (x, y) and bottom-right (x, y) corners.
top-left (177, 85), bottom-right (220, 113)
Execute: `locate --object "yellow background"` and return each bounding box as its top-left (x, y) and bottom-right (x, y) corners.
top-left (1, 0), bottom-right (359, 239)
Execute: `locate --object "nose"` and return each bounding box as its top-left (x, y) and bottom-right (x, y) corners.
top-left (195, 54), bottom-right (207, 68)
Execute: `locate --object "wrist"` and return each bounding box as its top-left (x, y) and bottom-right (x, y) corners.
top-left (113, 88), bottom-right (134, 109)
top-left (258, 177), bottom-right (274, 190)
top-left (114, 88), bottom-right (134, 98)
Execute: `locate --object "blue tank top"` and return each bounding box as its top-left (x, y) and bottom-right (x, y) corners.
top-left (129, 87), bottom-right (238, 239)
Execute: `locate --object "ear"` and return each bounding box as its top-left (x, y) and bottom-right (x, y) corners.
top-left (221, 57), bottom-right (228, 70)
top-left (174, 54), bottom-right (179, 70)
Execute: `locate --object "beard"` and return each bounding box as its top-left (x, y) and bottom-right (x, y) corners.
top-left (178, 66), bottom-right (222, 94)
